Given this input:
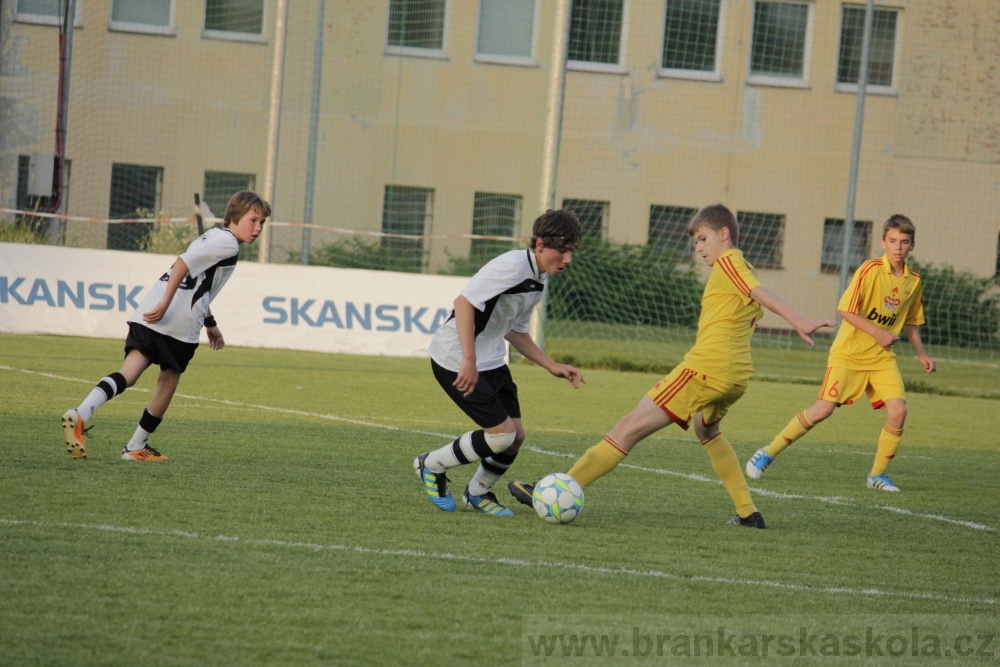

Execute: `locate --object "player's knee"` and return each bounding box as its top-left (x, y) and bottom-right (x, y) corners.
top-left (484, 430), bottom-right (516, 453)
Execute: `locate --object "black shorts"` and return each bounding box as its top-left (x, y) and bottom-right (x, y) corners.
top-left (432, 359), bottom-right (521, 429)
top-left (125, 322), bottom-right (199, 373)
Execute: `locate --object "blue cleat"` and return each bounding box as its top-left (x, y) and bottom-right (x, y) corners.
top-left (462, 487), bottom-right (514, 516)
top-left (867, 473), bottom-right (900, 492)
top-left (745, 449), bottom-right (773, 480)
top-left (413, 453), bottom-right (456, 511)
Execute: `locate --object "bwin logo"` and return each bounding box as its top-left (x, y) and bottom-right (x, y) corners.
top-left (866, 307), bottom-right (897, 327)
top-left (1, 277), bottom-right (144, 311)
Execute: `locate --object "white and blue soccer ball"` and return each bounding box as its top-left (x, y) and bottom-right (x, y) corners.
top-left (532, 473), bottom-right (585, 524)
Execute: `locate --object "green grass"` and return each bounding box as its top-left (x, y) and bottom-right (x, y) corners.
top-left (546, 320), bottom-right (1000, 399)
top-left (2, 334), bottom-right (998, 665)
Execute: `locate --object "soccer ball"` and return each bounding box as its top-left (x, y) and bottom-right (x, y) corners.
top-left (532, 473), bottom-right (585, 524)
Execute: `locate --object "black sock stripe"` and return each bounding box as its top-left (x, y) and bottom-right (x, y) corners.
top-left (490, 450), bottom-right (517, 465)
top-left (110, 372), bottom-right (127, 394)
top-left (97, 379), bottom-right (115, 400)
top-left (451, 437), bottom-right (471, 465)
top-left (470, 430), bottom-right (493, 459)
top-left (139, 408), bottom-right (162, 433)
top-left (480, 459), bottom-right (508, 475)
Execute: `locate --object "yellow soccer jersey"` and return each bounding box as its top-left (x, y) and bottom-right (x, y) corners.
top-left (828, 255), bottom-right (926, 370)
top-left (683, 248), bottom-right (763, 385)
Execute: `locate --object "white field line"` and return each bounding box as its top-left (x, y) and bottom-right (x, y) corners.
top-left (0, 517), bottom-right (994, 607)
top-left (3, 364), bottom-right (995, 533)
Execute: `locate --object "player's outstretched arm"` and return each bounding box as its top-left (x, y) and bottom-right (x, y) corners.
top-left (750, 286), bottom-right (836, 347)
top-left (904, 324), bottom-right (936, 373)
top-left (504, 330), bottom-right (585, 388)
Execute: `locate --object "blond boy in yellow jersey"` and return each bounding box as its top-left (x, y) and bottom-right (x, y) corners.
top-left (509, 204), bottom-right (834, 528)
top-left (746, 215), bottom-right (937, 492)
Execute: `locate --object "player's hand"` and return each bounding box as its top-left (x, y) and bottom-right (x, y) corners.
top-left (142, 301), bottom-right (169, 324)
top-left (207, 326), bottom-right (224, 350)
top-left (551, 364), bottom-right (585, 388)
top-left (795, 319), bottom-right (836, 347)
top-left (454, 359), bottom-right (479, 397)
top-left (873, 328), bottom-right (900, 351)
top-left (918, 354), bottom-right (937, 374)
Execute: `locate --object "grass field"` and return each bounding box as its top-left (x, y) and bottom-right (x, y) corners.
top-left (2, 333), bottom-right (998, 665)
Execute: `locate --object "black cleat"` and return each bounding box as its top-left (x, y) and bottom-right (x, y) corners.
top-left (507, 480), bottom-right (535, 507)
top-left (728, 511), bottom-right (766, 529)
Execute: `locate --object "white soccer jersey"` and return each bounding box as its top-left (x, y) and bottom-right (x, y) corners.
top-left (128, 227), bottom-right (240, 343)
top-left (429, 248), bottom-right (546, 372)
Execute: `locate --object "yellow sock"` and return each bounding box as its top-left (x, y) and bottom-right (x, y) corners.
top-left (870, 424), bottom-right (903, 476)
top-left (703, 434), bottom-right (757, 518)
top-left (763, 410), bottom-right (814, 457)
top-left (566, 437), bottom-right (627, 488)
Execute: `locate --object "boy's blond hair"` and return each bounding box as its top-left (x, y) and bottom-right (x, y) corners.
top-left (688, 203), bottom-right (739, 245)
top-left (223, 190), bottom-right (272, 227)
top-left (883, 214), bottom-right (915, 240)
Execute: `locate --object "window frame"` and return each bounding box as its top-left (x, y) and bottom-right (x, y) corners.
top-left (736, 210), bottom-right (785, 269)
top-left (746, 0), bottom-right (814, 90)
top-left (109, 0), bottom-right (176, 36)
top-left (820, 217), bottom-right (871, 275)
top-left (562, 198), bottom-right (609, 242)
top-left (658, 0), bottom-right (725, 82)
top-left (384, 0), bottom-right (450, 60)
top-left (834, 3), bottom-right (901, 96)
top-left (203, 170), bottom-right (256, 221)
top-left (470, 192), bottom-right (522, 260)
top-left (202, 0), bottom-right (267, 44)
top-left (474, 0), bottom-right (538, 67)
top-left (381, 185), bottom-right (434, 274)
top-left (14, 0), bottom-right (82, 26)
top-left (648, 204), bottom-right (698, 260)
top-left (566, 0), bottom-right (629, 74)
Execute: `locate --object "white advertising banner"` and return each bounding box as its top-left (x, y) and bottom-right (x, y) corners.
top-left (0, 243), bottom-right (468, 357)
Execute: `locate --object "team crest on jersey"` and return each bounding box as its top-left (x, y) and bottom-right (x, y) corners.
top-left (884, 295), bottom-right (900, 310)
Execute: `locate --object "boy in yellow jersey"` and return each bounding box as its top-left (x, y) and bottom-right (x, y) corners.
top-left (508, 204), bottom-right (834, 528)
top-left (746, 214), bottom-right (936, 492)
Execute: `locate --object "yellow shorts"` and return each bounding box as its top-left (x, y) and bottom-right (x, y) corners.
top-left (816, 365), bottom-right (905, 409)
top-left (646, 365), bottom-right (747, 430)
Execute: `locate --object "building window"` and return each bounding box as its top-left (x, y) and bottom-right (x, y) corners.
top-left (648, 205), bottom-right (697, 259)
top-left (568, 0), bottom-right (625, 70)
top-left (471, 193), bottom-right (521, 261)
top-left (476, 0), bottom-right (536, 64)
top-left (387, 0), bottom-right (447, 55)
top-left (737, 211), bottom-right (784, 268)
top-left (821, 218), bottom-right (871, 274)
top-left (111, 0), bottom-right (174, 34)
top-left (204, 0), bottom-right (264, 41)
top-left (563, 198), bottom-right (608, 242)
top-left (382, 186), bottom-right (433, 273)
top-left (15, 0), bottom-right (82, 25)
top-left (749, 1), bottom-right (811, 86)
top-left (108, 164), bottom-right (162, 251)
top-left (203, 171), bottom-right (255, 222)
top-left (15, 154), bottom-right (60, 233)
top-left (836, 4), bottom-right (899, 91)
top-left (661, 0), bottom-right (722, 79)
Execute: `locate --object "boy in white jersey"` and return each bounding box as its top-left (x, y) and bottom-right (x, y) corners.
top-left (414, 209), bottom-right (586, 516)
top-left (746, 215), bottom-right (936, 491)
top-left (61, 190), bottom-right (270, 461)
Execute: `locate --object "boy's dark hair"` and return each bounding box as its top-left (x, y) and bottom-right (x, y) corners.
top-left (224, 190), bottom-right (272, 226)
top-left (883, 213), bottom-right (915, 240)
top-left (531, 209), bottom-right (582, 252)
top-left (688, 203), bottom-right (739, 245)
